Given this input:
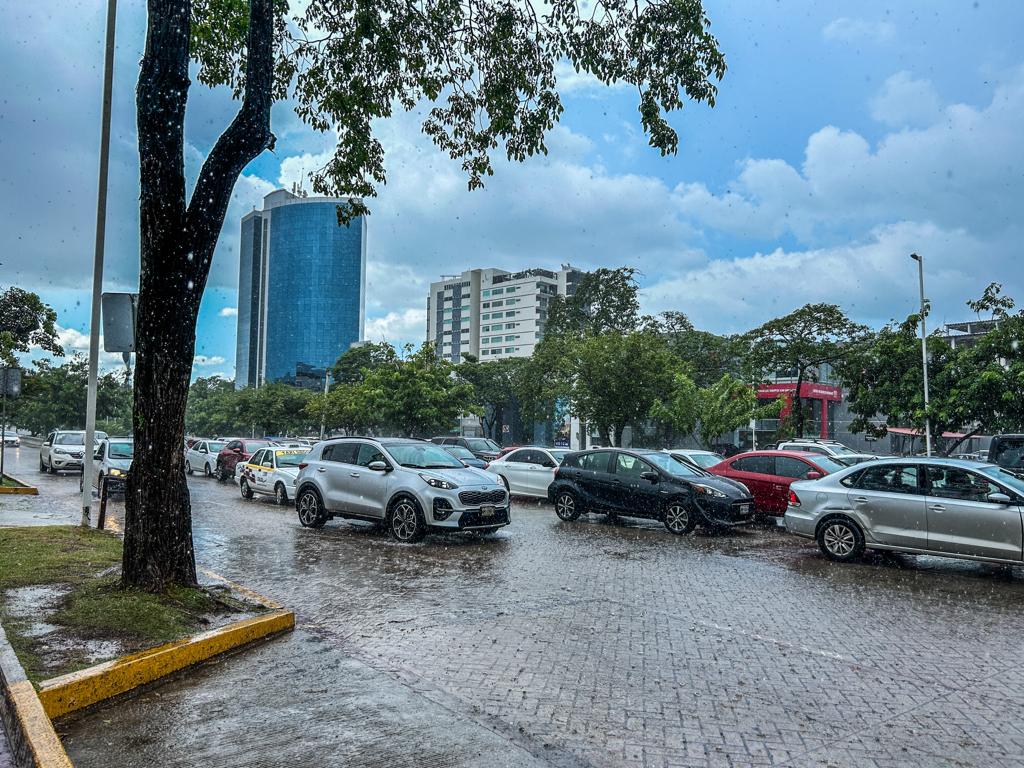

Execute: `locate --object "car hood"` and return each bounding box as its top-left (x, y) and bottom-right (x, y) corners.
top-left (420, 466), bottom-right (499, 486)
top-left (680, 474), bottom-right (750, 499)
top-left (106, 458), bottom-right (133, 471)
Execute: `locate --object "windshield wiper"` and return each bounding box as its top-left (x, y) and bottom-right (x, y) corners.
top-left (424, 463), bottom-right (459, 469)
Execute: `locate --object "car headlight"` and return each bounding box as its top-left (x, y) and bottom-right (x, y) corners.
top-left (419, 473), bottom-right (458, 490)
top-left (693, 483), bottom-right (728, 499)
top-left (108, 468), bottom-right (124, 477)
top-left (53, 448), bottom-right (68, 455)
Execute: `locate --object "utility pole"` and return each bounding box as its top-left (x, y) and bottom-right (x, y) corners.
top-left (910, 253), bottom-right (932, 457)
top-left (319, 371), bottom-right (331, 440)
top-left (82, 0), bottom-right (118, 526)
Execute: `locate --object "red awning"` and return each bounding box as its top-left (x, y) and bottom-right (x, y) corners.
top-left (883, 426), bottom-right (987, 439)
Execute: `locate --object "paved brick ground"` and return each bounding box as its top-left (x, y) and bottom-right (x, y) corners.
top-left (4, 447), bottom-right (1024, 767)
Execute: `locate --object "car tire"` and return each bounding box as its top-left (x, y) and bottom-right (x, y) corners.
top-left (296, 488), bottom-right (328, 528)
top-left (204, 463), bottom-right (212, 478)
top-left (240, 478), bottom-right (254, 500)
top-left (47, 458), bottom-right (56, 474)
top-left (816, 516), bottom-right (865, 562)
top-left (663, 499), bottom-right (697, 535)
top-left (387, 496), bottom-right (426, 543)
top-left (274, 483), bottom-right (288, 506)
top-left (79, 475), bottom-right (84, 492)
top-left (39, 456), bottom-right (46, 472)
top-left (553, 489), bottom-right (582, 521)
top-left (185, 460), bottom-right (192, 475)
top-left (216, 462), bottom-right (228, 482)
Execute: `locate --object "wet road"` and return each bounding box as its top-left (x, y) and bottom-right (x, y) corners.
top-left (4, 445), bottom-right (1024, 767)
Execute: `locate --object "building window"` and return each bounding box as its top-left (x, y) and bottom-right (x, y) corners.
top-left (491, 300), bottom-right (503, 307)
top-left (505, 347), bottom-right (515, 354)
top-left (482, 289), bottom-right (490, 297)
top-left (505, 311), bottom-right (516, 317)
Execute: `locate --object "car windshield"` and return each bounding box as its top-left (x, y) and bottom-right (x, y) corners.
top-left (828, 444), bottom-right (857, 455)
top-left (207, 441), bottom-right (225, 452)
top-left (107, 441), bottom-right (134, 459)
top-left (548, 450), bottom-right (571, 464)
top-left (989, 438), bottom-right (1024, 469)
top-left (979, 466), bottom-right (1024, 496)
top-left (810, 456), bottom-right (846, 474)
top-left (246, 441), bottom-right (274, 450)
top-left (275, 450), bottom-right (307, 467)
top-left (54, 433), bottom-right (85, 445)
top-left (445, 446), bottom-right (476, 459)
top-left (465, 438), bottom-right (500, 452)
top-left (387, 444), bottom-right (465, 469)
top-left (687, 452), bottom-right (724, 468)
top-left (646, 453), bottom-right (703, 476)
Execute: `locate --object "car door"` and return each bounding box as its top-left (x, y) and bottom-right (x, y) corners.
top-left (514, 449), bottom-right (549, 496)
top-left (611, 453), bottom-right (661, 517)
top-left (569, 451), bottom-right (613, 507)
top-left (498, 449), bottom-right (531, 494)
top-left (42, 432), bottom-right (55, 464)
top-left (321, 442), bottom-right (362, 512)
top-left (922, 465), bottom-right (1024, 560)
top-left (845, 463), bottom-right (928, 549)
top-left (773, 456), bottom-right (822, 511)
top-left (348, 443), bottom-right (392, 518)
top-left (725, 456), bottom-right (777, 512)
top-left (258, 450), bottom-right (277, 492)
top-left (93, 441), bottom-right (106, 489)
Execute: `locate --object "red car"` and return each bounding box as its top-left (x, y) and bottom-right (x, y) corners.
top-left (215, 438), bottom-right (277, 481)
top-left (708, 450), bottom-right (847, 515)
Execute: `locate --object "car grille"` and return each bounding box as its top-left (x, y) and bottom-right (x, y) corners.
top-left (458, 489), bottom-right (507, 506)
top-left (70, 452), bottom-right (84, 459)
top-left (458, 508), bottom-right (510, 528)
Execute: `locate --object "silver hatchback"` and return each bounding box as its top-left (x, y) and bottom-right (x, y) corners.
top-left (293, 437), bottom-right (510, 542)
top-left (784, 458), bottom-right (1024, 565)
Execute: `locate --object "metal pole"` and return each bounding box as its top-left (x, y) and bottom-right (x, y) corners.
top-left (82, 0), bottom-right (118, 527)
top-left (1, 388), bottom-right (7, 482)
top-left (319, 372), bottom-right (330, 440)
top-left (911, 253), bottom-right (932, 457)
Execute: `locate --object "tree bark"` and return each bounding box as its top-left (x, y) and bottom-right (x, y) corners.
top-left (123, 0), bottom-right (275, 591)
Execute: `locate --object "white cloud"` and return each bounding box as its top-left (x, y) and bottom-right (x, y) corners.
top-left (53, 325), bottom-right (125, 370)
top-left (364, 308), bottom-right (428, 345)
top-left (553, 60), bottom-right (629, 95)
top-left (822, 17), bottom-right (896, 44)
top-left (870, 72), bottom-right (942, 127)
top-left (193, 355), bottom-right (226, 367)
top-left (218, 307), bottom-right (238, 317)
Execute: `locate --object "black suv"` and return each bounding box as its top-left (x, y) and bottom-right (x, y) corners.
top-left (430, 436), bottom-right (501, 461)
top-left (548, 448), bottom-right (755, 534)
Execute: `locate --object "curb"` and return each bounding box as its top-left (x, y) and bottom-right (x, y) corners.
top-left (0, 474), bottom-right (38, 496)
top-left (0, 623), bottom-right (73, 768)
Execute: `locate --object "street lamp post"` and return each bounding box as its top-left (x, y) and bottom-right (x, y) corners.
top-left (910, 253), bottom-right (932, 457)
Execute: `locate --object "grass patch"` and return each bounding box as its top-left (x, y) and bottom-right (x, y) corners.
top-left (1, 474), bottom-right (26, 488)
top-left (0, 526), bottom-right (122, 590)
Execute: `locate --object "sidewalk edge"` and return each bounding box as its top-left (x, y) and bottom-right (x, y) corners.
top-left (0, 473), bottom-right (38, 495)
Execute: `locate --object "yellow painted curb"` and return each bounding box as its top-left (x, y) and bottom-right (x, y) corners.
top-left (6, 679), bottom-right (73, 768)
top-left (37, 609), bottom-right (295, 719)
top-left (0, 474), bottom-right (38, 495)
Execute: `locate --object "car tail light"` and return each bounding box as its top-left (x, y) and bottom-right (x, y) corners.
top-left (788, 489), bottom-right (801, 507)
top-left (298, 462), bottom-right (308, 470)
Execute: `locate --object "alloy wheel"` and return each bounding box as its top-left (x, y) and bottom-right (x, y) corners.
top-left (822, 523), bottom-right (856, 557)
top-left (297, 492), bottom-right (321, 526)
top-left (555, 493), bottom-right (577, 521)
top-left (665, 503), bottom-right (690, 534)
top-left (390, 500), bottom-right (419, 542)
top-left (275, 484), bottom-right (287, 505)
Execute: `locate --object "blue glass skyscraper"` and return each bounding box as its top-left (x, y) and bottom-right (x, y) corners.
top-left (235, 189), bottom-right (366, 389)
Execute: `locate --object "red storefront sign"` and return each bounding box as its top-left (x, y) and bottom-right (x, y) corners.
top-left (756, 382), bottom-right (843, 401)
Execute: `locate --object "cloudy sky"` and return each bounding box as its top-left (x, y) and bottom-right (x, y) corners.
top-left (4, 1), bottom-right (1023, 379)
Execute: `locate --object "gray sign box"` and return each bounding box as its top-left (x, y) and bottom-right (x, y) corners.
top-left (0, 368), bottom-right (21, 397)
top-left (101, 292), bottom-right (138, 353)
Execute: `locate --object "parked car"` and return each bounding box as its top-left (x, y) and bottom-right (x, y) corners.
top-left (441, 445), bottom-right (490, 470)
top-left (2, 431), bottom-right (20, 447)
top-left (430, 436), bottom-right (501, 461)
top-left (81, 437), bottom-right (134, 495)
top-left (215, 438), bottom-right (277, 481)
top-left (488, 447), bottom-right (572, 498)
top-left (784, 457), bottom-right (1024, 565)
top-left (709, 450), bottom-right (847, 516)
top-left (986, 435), bottom-right (1024, 472)
top-left (548, 448), bottom-right (755, 534)
top-left (185, 439), bottom-right (226, 477)
top-left (776, 439), bottom-right (861, 460)
top-left (495, 444), bottom-right (522, 459)
top-left (39, 430), bottom-right (107, 474)
top-left (239, 447), bottom-right (308, 505)
top-left (663, 449), bottom-right (725, 470)
top-left (293, 438), bottom-right (510, 541)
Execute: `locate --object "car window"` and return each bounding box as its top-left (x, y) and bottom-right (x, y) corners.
top-left (107, 441), bottom-right (133, 459)
top-left (208, 441), bottom-right (225, 453)
top-left (648, 452), bottom-right (701, 476)
top-left (505, 449), bottom-right (530, 463)
top-left (445, 445), bottom-right (476, 460)
top-left (989, 438), bottom-right (1024, 469)
top-left (465, 437), bottom-right (500, 452)
top-left (520, 450), bottom-right (548, 465)
top-left (547, 450), bottom-right (570, 464)
top-left (925, 466), bottom-right (999, 502)
top-left (775, 456), bottom-right (815, 480)
top-left (249, 449), bottom-right (264, 465)
top-left (54, 432), bottom-right (85, 445)
top-left (355, 443), bottom-right (387, 467)
top-left (261, 452), bottom-right (274, 468)
top-left (227, 441), bottom-right (241, 451)
top-left (732, 455), bottom-right (774, 475)
top-left (857, 464), bottom-right (920, 494)
top-left (614, 453), bottom-right (653, 479)
top-left (386, 443), bottom-right (464, 468)
top-left (577, 452), bottom-right (611, 473)
top-left (688, 452), bottom-right (724, 468)
top-left (275, 450), bottom-right (306, 467)
top-left (323, 443), bottom-right (359, 464)
top-left (809, 456), bottom-right (846, 474)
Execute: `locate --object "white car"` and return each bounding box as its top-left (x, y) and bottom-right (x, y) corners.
top-left (238, 446), bottom-right (309, 505)
top-left (39, 429), bottom-right (107, 473)
top-left (185, 439), bottom-right (227, 477)
top-left (663, 449), bottom-right (725, 470)
top-left (776, 439), bottom-right (860, 460)
top-left (81, 437), bottom-right (134, 495)
top-left (487, 447), bottom-right (572, 498)
top-left (2, 431), bottom-right (19, 447)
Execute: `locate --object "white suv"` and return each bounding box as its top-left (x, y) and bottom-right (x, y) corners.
top-left (39, 430), bottom-right (106, 473)
top-left (775, 439), bottom-right (859, 460)
top-left (293, 438), bottom-right (510, 542)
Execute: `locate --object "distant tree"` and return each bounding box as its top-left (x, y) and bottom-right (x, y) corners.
top-left (235, 383), bottom-right (315, 437)
top-left (743, 304), bottom-right (868, 438)
top-left (304, 381), bottom-right (380, 436)
top-left (185, 376), bottom-right (239, 437)
top-left (545, 267), bottom-right (643, 339)
top-left (660, 311), bottom-right (741, 388)
top-left (458, 355), bottom-right (528, 439)
top-left (330, 341), bottom-right (399, 386)
top-left (0, 287), bottom-right (63, 366)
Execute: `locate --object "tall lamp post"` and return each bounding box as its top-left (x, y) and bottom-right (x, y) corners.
top-left (910, 253), bottom-right (932, 457)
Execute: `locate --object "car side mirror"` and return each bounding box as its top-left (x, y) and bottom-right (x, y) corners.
top-left (43, 441), bottom-right (51, 447)
top-left (368, 460), bottom-right (389, 472)
top-left (94, 450), bottom-right (103, 460)
top-left (233, 447), bottom-right (243, 453)
top-left (542, 460), bottom-right (556, 468)
top-left (640, 471), bottom-right (659, 483)
top-left (987, 492), bottom-right (1012, 505)
top-left (806, 471), bottom-right (823, 480)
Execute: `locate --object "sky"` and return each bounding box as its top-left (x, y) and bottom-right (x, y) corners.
top-left (3, 1), bottom-right (1023, 380)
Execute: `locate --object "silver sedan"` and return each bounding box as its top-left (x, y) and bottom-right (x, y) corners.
top-left (783, 457), bottom-right (1024, 565)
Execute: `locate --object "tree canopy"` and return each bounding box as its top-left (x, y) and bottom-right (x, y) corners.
top-left (0, 287), bottom-right (63, 366)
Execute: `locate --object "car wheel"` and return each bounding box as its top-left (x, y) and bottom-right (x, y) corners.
top-left (663, 500), bottom-right (697, 535)
top-left (296, 488), bottom-right (328, 528)
top-left (817, 517), bottom-right (865, 562)
top-left (216, 462), bottom-right (228, 482)
top-left (79, 475), bottom-right (84, 492)
top-left (554, 490), bottom-right (581, 521)
top-left (204, 463), bottom-right (212, 478)
top-left (47, 458), bottom-right (56, 474)
top-left (39, 456), bottom-right (46, 472)
top-left (240, 478), bottom-right (254, 500)
top-left (274, 483), bottom-right (288, 506)
top-left (185, 460), bottom-right (192, 475)
top-left (388, 496), bottom-right (426, 543)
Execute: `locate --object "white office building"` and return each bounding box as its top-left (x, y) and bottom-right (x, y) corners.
top-left (426, 265), bottom-right (584, 362)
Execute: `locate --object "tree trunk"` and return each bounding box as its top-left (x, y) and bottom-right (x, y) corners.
top-left (123, 0), bottom-right (275, 591)
top-left (793, 366), bottom-right (805, 438)
top-left (940, 427), bottom-right (981, 457)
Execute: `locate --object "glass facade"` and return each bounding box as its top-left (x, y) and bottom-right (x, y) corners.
top-left (235, 192), bottom-right (365, 389)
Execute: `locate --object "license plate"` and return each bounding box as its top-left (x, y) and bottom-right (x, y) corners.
top-left (480, 505), bottom-right (496, 517)
top-left (740, 504), bottom-right (751, 515)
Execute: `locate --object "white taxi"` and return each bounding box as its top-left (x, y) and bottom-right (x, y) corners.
top-left (238, 447), bottom-right (309, 505)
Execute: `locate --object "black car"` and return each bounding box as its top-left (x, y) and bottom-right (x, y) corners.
top-left (987, 434), bottom-right (1023, 471)
top-left (547, 448), bottom-right (755, 534)
top-left (441, 444), bottom-right (490, 469)
top-left (430, 436), bottom-right (501, 461)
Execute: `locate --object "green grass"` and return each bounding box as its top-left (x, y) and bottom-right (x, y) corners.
top-left (0, 526), bottom-right (122, 590)
top-left (1, 474), bottom-right (26, 488)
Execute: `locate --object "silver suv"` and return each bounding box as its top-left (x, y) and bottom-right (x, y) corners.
top-left (776, 439), bottom-right (859, 460)
top-left (293, 438), bottom-right (510, 542)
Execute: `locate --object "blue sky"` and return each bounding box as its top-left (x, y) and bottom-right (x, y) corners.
top-left (4, 1), bottom-right (1023, 379)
